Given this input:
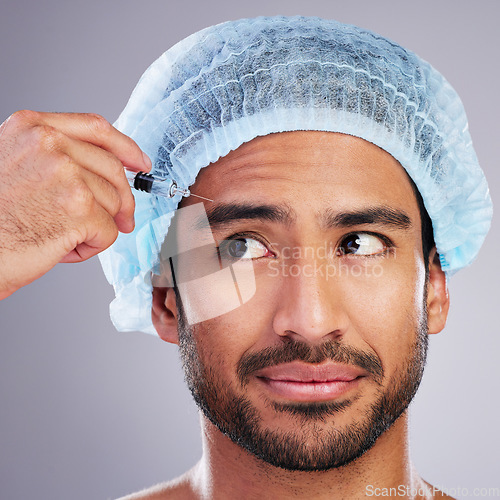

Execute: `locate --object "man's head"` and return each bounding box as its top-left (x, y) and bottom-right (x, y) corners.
top-left (151, 130), bottom-right (449, 470)
top-left (98, 15), bottom-right (492, 467)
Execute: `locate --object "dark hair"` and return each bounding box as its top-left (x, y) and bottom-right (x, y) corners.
top-left (408, 177), bottom-right (435, 269)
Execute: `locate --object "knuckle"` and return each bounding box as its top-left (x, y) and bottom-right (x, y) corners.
top-left (7, 109), bottom-right (40, 128)
top-left (107, 223), bottom-right (119, 246)
top-left (121, 194), bottom-right (136, 219)
top-left (86, 113), bottom-right (111, 134)
top-left (96, 214), bottom-right (120, 250)
top-left (108, 188), bottom-right (122, 216)
top-left (52, 152), bottom-right (75, 178)
top-left (29, 125), bottom-right (62, 153)
top-left (63, 178), bottom-right (94, 215)
top-left (37, 151), bottom-right (74, 184)
top-left (104, 152), bottom-right (125, 177)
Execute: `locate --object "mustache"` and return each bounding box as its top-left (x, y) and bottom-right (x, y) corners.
top-left (237, 340), bottom-right (384, 386)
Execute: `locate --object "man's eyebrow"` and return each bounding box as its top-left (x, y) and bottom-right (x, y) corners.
top-left (323, 207), bottom-right (412, 230)
top-left (194, 203), bottom-right (296, 230)
top-left (192, 203), bottom-right (412, 232)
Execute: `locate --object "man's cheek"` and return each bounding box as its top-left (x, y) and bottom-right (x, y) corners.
top-left (344, 273), bottom-right (419, 341)
top-left (191, 316), bottom-right (248, 371)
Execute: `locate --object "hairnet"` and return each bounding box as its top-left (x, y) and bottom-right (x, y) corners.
top-left (99, 15), bottom-right (493, 334)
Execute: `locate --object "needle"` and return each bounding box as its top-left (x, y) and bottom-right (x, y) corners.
top-left (156, 178), bottom-right (214, 202)
top-left (125, 170), bottom-right (213, 202)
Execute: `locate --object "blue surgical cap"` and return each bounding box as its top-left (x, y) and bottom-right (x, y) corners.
top-left (99, 15), bottom-right (493, 335)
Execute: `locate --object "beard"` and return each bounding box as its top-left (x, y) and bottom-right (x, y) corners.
top-left (175, 290), bottom-right (429, 472)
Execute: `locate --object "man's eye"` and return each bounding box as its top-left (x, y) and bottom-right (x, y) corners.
top-left (218, 237), bottom-right (270, 260)
top-left (337, 232), bottom-right (387, 256)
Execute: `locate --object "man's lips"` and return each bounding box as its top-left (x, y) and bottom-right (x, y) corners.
top-left (254, 361), bottom-right (366, 402)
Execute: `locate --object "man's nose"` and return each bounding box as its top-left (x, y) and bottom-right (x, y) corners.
top-left (272, 258), bottom-right (350, 343)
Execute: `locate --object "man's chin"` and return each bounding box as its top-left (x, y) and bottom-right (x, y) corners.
top-left (222, 414), bottom-right (381, 472)
top-left (194, 387), bottom-right (390, 472)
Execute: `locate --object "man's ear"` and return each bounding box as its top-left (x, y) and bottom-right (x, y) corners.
top-left (426, 248), bottom-right (450, 335)
top-left (152, 286), bottom-right (180, 344)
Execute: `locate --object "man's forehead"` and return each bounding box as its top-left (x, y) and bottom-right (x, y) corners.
top-left (208, 131), bottom-right (393, 168)
top-left (184, 131), bottom-right (417, 215)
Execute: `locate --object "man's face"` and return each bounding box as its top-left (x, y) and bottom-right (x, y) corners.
top-left (157, 131), bottom-right (440, 471)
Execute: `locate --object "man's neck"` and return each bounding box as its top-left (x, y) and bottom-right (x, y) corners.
top-left (186, 412), bottom-right (430, 499)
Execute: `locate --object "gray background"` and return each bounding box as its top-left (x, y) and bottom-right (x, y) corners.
top-left (0, 1), bottom-right (498, 499)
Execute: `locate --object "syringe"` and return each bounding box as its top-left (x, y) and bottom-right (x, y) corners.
top-left (125, 170), bottom-right (213, 202)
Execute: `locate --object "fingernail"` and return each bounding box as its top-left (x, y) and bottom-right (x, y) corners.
top-left (142, 152), bottom-right (152, 170)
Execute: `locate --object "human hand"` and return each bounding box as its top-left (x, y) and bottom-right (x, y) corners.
top-left (0, 111), bottom-right (151, 299)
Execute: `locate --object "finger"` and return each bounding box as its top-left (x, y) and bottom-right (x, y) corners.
top-left (78, 168), bottom-right (133, 233)
top-left (8, 110), bottom-right (152, 173)
top-left (60, 206), bottom-right (119, 263)
top-left (55, 134), bottom-right (136, 231)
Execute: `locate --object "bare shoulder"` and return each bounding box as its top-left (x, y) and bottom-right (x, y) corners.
top-left (117, 471), bottom-right (197, 500)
